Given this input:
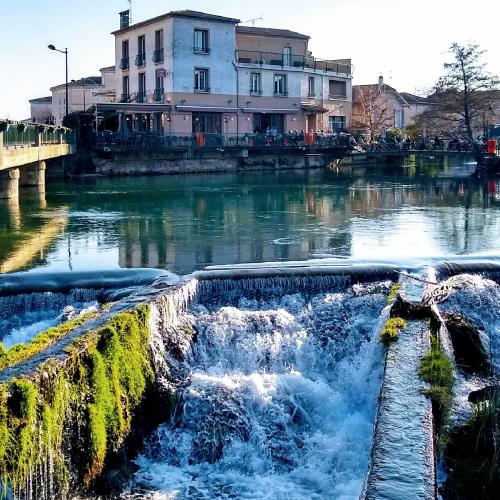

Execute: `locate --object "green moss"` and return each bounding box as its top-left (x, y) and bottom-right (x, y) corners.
top-left (0, 314), bottom-right (96, 373)
top-left (387, 284), bottom-right (401, 303)
top-left (419, 340), bottom-right (455, 391)
top-left (0, 304), bottom-right (153, 495)
top-left (419, 338), bottom-right (455, 433)
top-left (380, 317), bottom-right (406, 345)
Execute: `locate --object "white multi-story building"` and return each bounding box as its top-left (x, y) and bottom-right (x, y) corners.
top-left (28, 96), bottom-right (53, 124)
top-left (104, 9), bottom-right (352, 135)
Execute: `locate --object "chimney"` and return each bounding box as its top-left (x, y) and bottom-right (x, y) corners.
top-left (119, 10), bottom-right (130, 29)
top-left (378, 74), bottom-right (384, 91)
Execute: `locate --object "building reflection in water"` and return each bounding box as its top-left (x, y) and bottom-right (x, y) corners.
top-left (1, 158), bottom-right (498, 275)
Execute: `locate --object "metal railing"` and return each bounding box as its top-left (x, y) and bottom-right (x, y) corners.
top-left (153, 49), bottom-right (164, 63)
top-left (153, 88), bottom-right (164, 102)
top-left (135, 53), bottom-right (146, 67)
top-left (1, 121), bottom-right (74, 148)
top-left (92, 131), bottom-right (352, 151)
top-left (119, 57), bottom-right (129, 70)
top-left (136, 91), bottom-right (146, 103)
top-left (236, 50), bottom-right (351, 75)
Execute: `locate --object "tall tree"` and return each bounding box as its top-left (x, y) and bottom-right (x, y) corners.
top-left (431, 43), bottom-right (499, 150)
top-left (352, 85), bottom-right (394, 141)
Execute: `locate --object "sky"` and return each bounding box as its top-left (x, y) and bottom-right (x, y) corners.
top-left (1, 0), bottom-right (499, 120)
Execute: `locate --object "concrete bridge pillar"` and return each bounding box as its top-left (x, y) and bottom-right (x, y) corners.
top-left (19, 161), bottom-right (46, 192)
top-left (0, 168), bottom-right (20, 200)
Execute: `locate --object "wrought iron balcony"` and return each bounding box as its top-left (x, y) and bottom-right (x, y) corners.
top-left (153, 49), bottom-right (164, 63)
top-left (236, 50), bottom-right (351, 75)
top-left (119, 57), bottom-right (129, 70)
top-left (135, 53), bottom-right (146, 67)
top-left (153, 88), bottom-right (164, 102)
top-left (120, 93), bottom-right (131, 103)
top-left (136, 91), bottom-right (146, 103)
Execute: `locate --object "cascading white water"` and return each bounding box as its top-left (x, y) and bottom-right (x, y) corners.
top-left (439, 274), bottom-right (500, 374)
top-left (0, 289), bottom-right (101, 348)
top-left (132, 280), bottom-right (390, 499)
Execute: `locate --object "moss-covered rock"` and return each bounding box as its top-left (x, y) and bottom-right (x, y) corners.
top-left (419, 338), bottom-right (455, 431)
top-left (380, 317), bottom-right (406, 345)
top-left (0, 304), bottom-right (154, 498)
top-left (0, 313), bottom-right (97, 373)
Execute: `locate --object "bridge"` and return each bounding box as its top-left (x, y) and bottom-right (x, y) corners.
top-left (0, 121), bottom-right (75, 200)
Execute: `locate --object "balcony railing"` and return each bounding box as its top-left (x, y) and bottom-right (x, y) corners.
top-left (236, 50), bottom-right (351, 75)
top-left (153, 88), bottom-right (164, 102)
top-left (120, 93), bottom-right (131, 103)
top-left (273, 90), bottom-right (289, 97)
top-left (91, 132), bottom-right (352, 152)
top-left (153, 49), bottom-right (164, 63)
top-left (119, 57), bottom-right (129, 70)
top-left (250, 89), bottom-right (263, 96)
top-left (135, 53), bottom-right (146, 67)
top-left (136, 91), bottom-right (146, 103)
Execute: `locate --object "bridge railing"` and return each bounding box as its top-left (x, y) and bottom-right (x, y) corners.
top-left (0, 121), bottom-right (74, 149)
top-left (91, 131), bottom-right (352, 152)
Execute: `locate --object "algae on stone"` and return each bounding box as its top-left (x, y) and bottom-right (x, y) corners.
top-left (0, 304), bottom-right (153, 498)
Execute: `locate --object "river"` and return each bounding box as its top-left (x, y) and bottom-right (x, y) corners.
top-left (0, 157), bottom-right (498, 276)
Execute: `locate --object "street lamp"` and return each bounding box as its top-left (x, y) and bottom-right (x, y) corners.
top-left (48, 44), bottom-right (68, 121)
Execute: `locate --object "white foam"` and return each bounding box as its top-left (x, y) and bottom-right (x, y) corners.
top-left (131, 285), bottom-right (387, 499)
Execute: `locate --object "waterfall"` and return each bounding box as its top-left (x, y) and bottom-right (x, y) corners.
top-left (131, 279), bottom-right (391, 499)
top-left (0, 289), bottom-right (101, 348)
top-left (438, 274), bottom-right (500, 375)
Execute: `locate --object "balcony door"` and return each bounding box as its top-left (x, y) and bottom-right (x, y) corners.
top-left (283, 47), bottom-right (291, 66)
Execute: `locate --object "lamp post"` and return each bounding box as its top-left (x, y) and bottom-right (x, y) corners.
top-left (48, 45), bottom-right (68, 121)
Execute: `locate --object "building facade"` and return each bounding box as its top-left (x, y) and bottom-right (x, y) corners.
top-left (50, 67), bottom-right (116, 125)
top-left (29, 96), bottom-right (53, 124)
top-left (106, 9), bottom-right (352, 136)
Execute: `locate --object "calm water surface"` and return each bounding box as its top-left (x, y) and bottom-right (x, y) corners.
top-left (0, 158), bottom-right (499, 275)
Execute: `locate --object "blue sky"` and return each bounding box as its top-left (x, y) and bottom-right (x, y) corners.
top-left (1, 0), bottom-right (499, 119)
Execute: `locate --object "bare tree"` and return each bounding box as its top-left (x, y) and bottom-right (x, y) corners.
top-left (352, 86), bottom-right (394, 141)
top-left (430, 43), bottom-right (499, 150)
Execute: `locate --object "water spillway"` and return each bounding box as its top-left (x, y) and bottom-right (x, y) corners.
top-left (131, 276), bottom-right (391, 499)
top-left (0, 259), bottom-right (499, 499)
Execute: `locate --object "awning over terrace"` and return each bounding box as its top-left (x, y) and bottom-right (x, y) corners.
top-left (241, 107), bottom-right (299, 114)
top-left (96, 103), bottom-right (171, 113)
top-left (175, 105), bottom-right (239, 113)
top-left (301, 103), bottom-right (328, 114)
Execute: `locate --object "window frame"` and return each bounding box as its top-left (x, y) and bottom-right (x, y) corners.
top-left (250, 73), bottom-right (262, 95)
top-left (308, 76), bottom-right (315, 97)
top-left (273, 74), bottom-right (287, 96)
top-left (193, 29), bottom-right (210, 54)
top-left (194, 67), bottom-right (210, 92)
